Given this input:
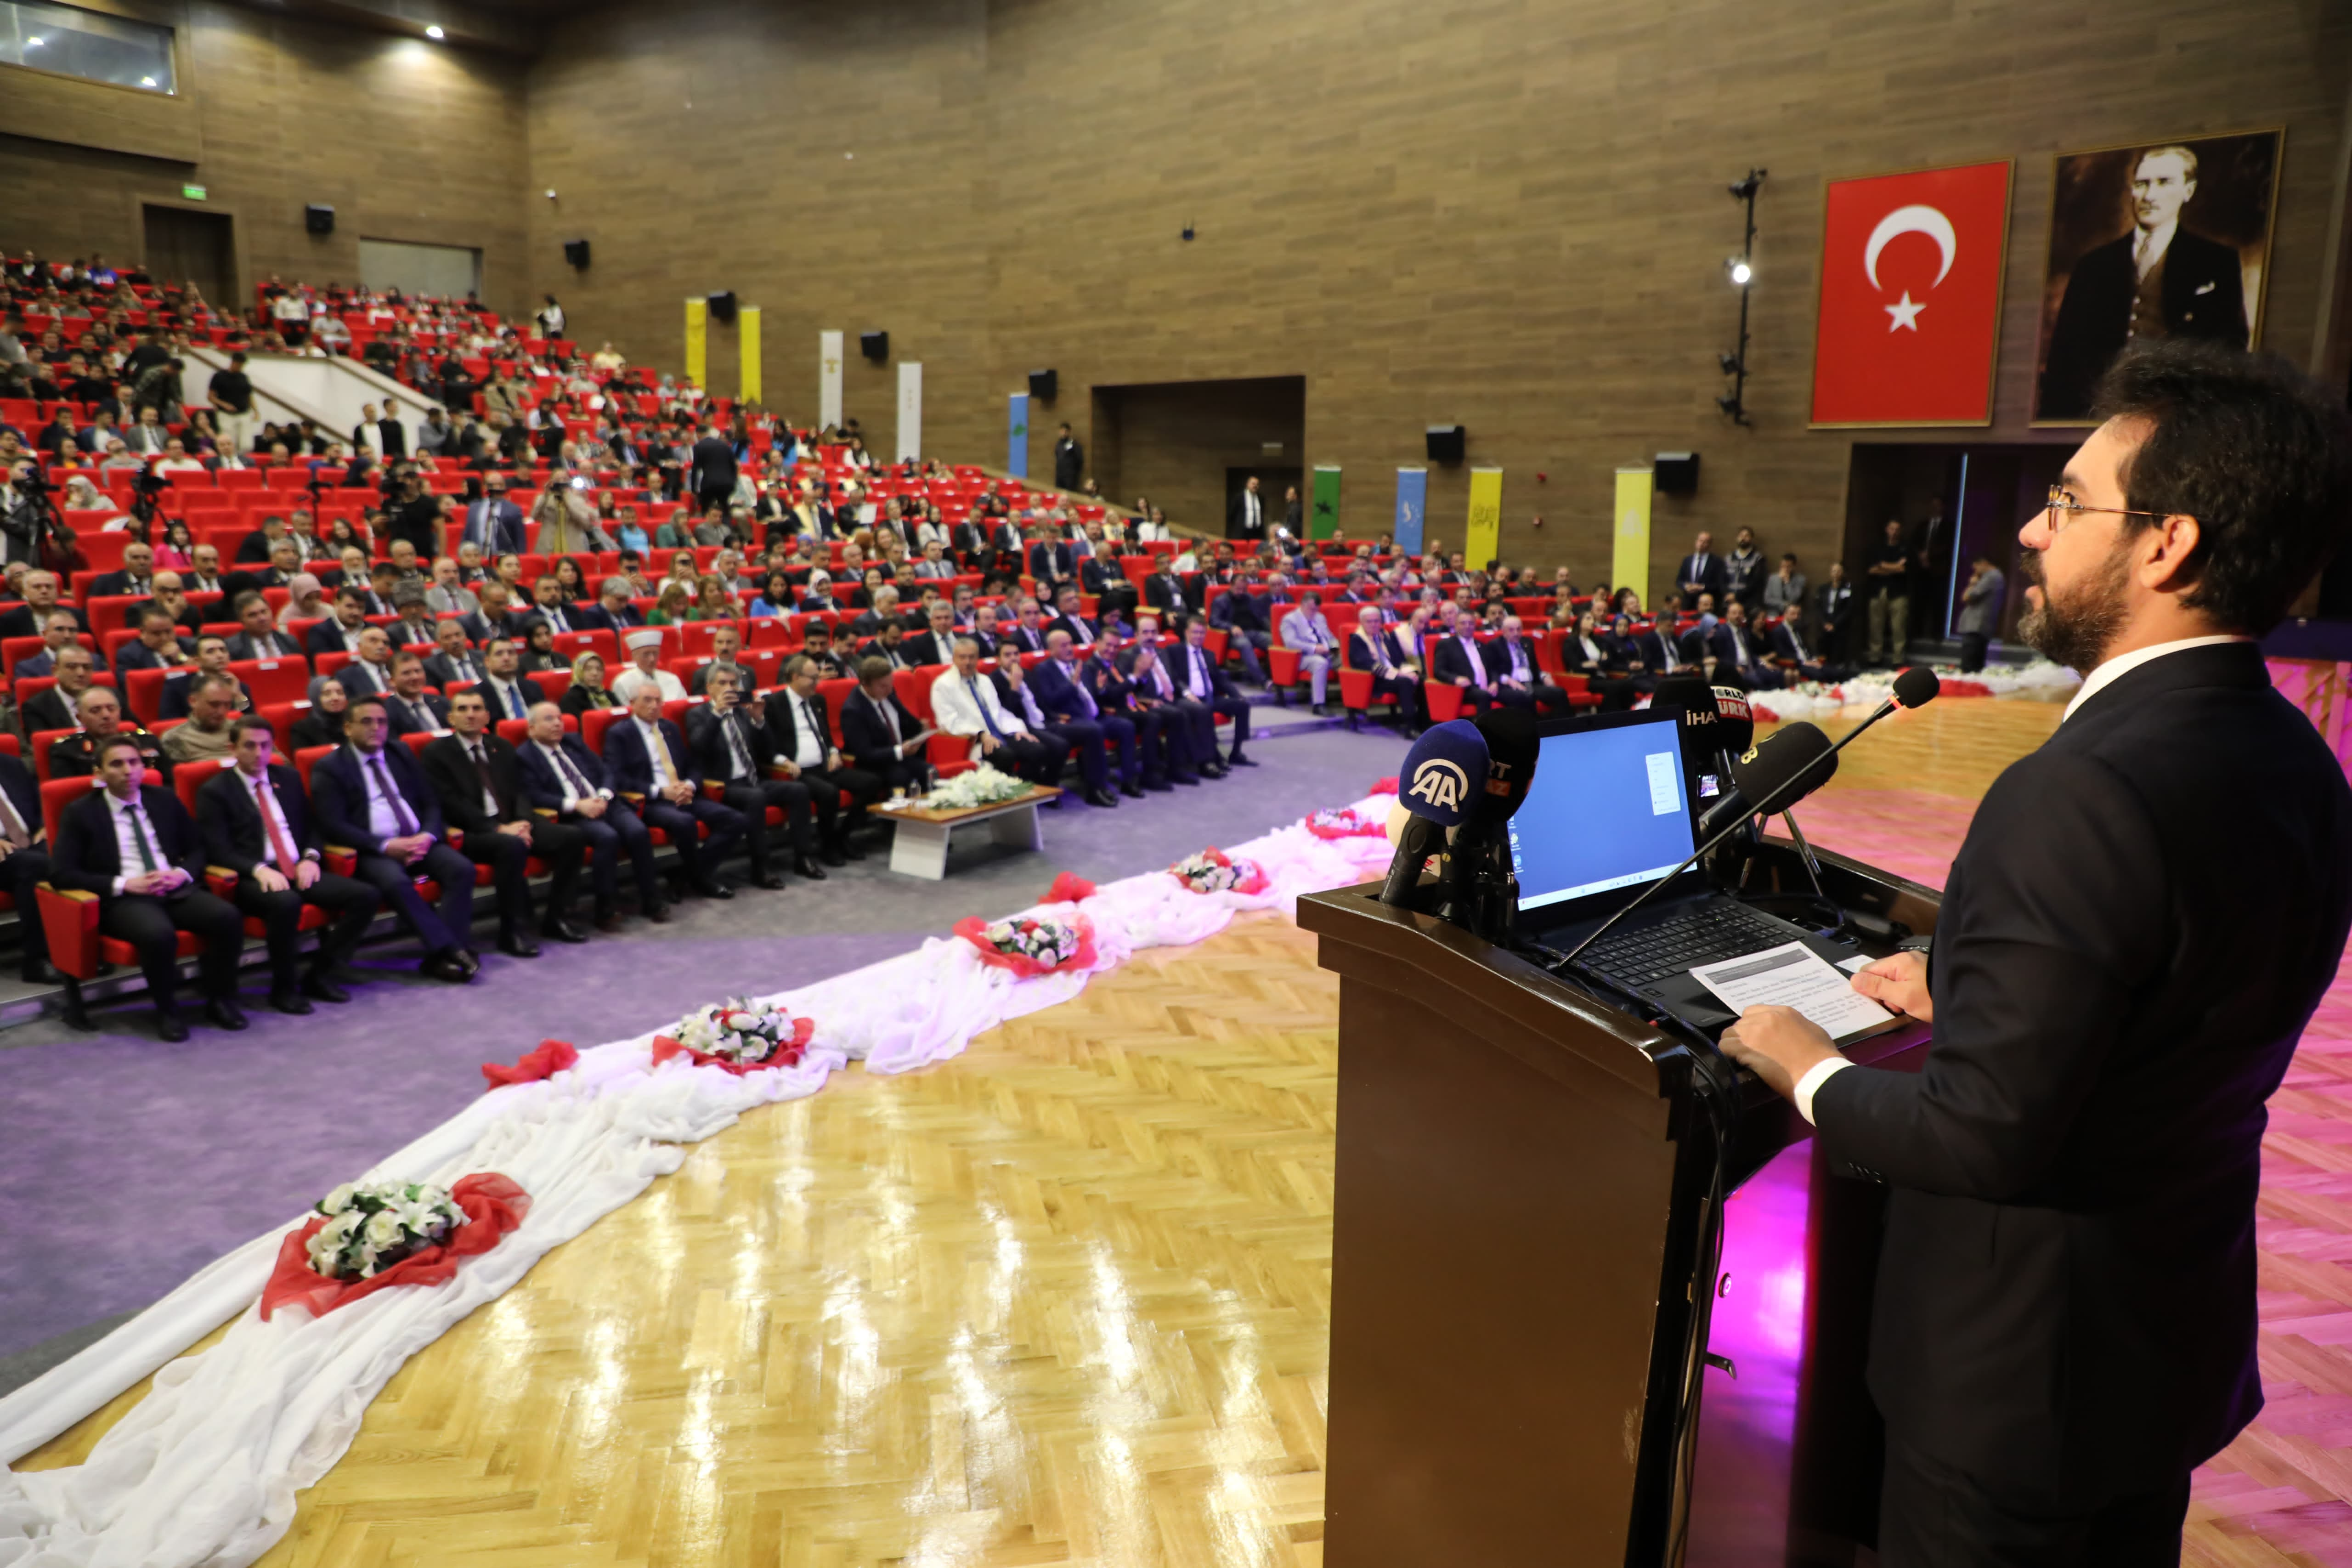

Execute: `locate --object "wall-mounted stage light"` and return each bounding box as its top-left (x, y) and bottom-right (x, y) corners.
top-left (1726, 258), bottom-right (1753, 287)
top-left (424, 24), bottom-right (444, 38)
top-left (1718, 167), bottom-right (1765, 426)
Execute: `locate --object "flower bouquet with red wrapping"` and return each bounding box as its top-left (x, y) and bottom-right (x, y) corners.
top-left (650, 997), bottom-right (814, 1076)
top-left (260, 1172), bottom-right (530, 1320)
top-left (1169, 848), bottom-right (1269, 895)
top-left (1304, 807), bottom-right (1384, 840)
top-left (955, 914), bottom-right (1096, 977)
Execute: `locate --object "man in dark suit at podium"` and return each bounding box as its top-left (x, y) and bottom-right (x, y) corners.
top-left (1724, 341), bottom-right (2352, 1565)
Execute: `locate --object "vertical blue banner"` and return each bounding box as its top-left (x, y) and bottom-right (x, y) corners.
top-left (1007, 393), bottom-right (1030, 478)
top-left (1393, 467), bottom-right (1428, 555)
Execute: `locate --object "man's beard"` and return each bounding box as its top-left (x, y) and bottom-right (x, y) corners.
top-left (2017, 542), bottom-right (2132, 673)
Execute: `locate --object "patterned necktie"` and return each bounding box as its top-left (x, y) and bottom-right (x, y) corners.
top-left (368, 753), bottom-right (418, 834)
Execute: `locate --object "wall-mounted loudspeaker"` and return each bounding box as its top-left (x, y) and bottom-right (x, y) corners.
top-left (304, 204), bottom-right (335, 236)
top-left (1028, 368), bottom-right (1057, 402)
top-left (1425, 425), bottom-right (1466, 464)
top-left (707, 291), bottom-right (737, 325)
top-left (1653, 451), bottom-right (1701, 494)
top-left (860, 331), bottom-right (889, 361)
top-left (563, 238), bottom-right (590, 270)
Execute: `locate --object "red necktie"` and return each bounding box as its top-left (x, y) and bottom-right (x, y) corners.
top-left (253, 774), bottom-right (299, 870)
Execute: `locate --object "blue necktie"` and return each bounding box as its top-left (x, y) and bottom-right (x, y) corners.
top-left (969, 679), bottom-right (1006, 740)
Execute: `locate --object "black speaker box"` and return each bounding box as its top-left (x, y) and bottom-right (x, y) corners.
top-left (304, 204), bottom-right (335, 236)
top-left (1029, 368), bottom-right (1058, 402)
top-left (707, 290), bottom-right (737, 325)
top-left (860, 330), bottom-right (889, 361)
top-left (1425, 425), bottom-right (1466, 464)
top-left (563, 238), bottom-right (591, 270)
top-left (1654, 451), bottom-right (1701, 494)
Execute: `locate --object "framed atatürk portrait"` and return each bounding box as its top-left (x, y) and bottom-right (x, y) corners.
top-left (2031, 128), bottom-right (2283, 425)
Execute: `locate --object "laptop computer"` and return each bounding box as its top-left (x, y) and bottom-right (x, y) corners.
top-left (1506, 707), bottom-right (1868, 1035)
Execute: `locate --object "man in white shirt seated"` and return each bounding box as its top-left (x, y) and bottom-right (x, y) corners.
top-left (609, 627), bottom-right (687, 704)
top-left (929, 635), bottom-right (1054, 783)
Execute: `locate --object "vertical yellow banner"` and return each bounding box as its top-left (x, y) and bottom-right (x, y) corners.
top-left (737, 306), bottom-right (761, 404)
top-left (1465, 468), bottom-right (1504, 568)
top-left (683, 298), bottom-right (707, 389)
top-left (1613, 466), bottom-right (1653, 610)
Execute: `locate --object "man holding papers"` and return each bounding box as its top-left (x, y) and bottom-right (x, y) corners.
top-left (1723, 342), bottom-right (2352, 1567)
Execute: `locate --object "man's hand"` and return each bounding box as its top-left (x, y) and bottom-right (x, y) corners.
top-left (1719, 1005), bottom-right (1840, 1101)
top-left (253, 864), bottom-right (290, 893)
top-left (386, 832), bottom-right (432, 863)
top-left (575, 796), bottom-right (607, 820)
top-left (665, 781), bottom-right (695, 806)
top-left (123, 869), bottom-right (174, 896)
top-left (1850, 951), bottom-right (1932, 1021)
top-left (293, 858), bottom-right (321, 890)
top-left (978, 732), bottom-right (1001, 756)
top-left (826, 747), bottom-right (843, 771)
top-left (498, 820), bottom-right (532, 843)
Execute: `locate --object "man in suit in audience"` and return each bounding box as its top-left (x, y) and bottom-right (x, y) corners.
top-left (1167, 617), bottom-right (1254, 770)
top-left (1481, 616), bottom-right (1574, 715)
top-left (1278, 591), bottom-right (1337, 713)
top-left (1676, 532), bottom-right (1727, 611)
top-left (1037, 629), bottom-right (1139, 800)
top-left (1026, 528), bottom-right (1074, 592)
top-left (689, 423), bottom-right (739, 521)
top-left (424, 689), bottom-right (589, 953)
top-left (0, 571), bottom-right (82, 641)
top-left (111, 610), bottom-right (195, 675)
top-left (999, 597), bottom-right (1052, 658)
top-left (1346, 605), bottom-right (1426, 735)
top-left (1142, 561), bottom-right (1187, 629)
top-left (600, 684), bottom-right (745, 899)
top-left (685, 624), bottom-right (753, 697)
top-left (424, 618), bottom-right (486, 691)
top-left (472, 635), bottom-right (538, 723)
top-left (11, 610), bottom-right (98, 680)
top-left (984, 640), bottom-right (1096, 804)
top-left (462, 475), bottom-right (526, 554)
top-left (90, 541), bottom-right (157, 602)
top-left (837, 654), bottom-right (931, 794)
top-left (1047, 583), bottom-right (1102, 651)
top-left (196, 716), bottom-right (380, 1011)
top-left (763, 656), bottom-right (881, 855)
top-left (124, 572), bottom-right (203, 634)
top-left (796, 619), bottom-right (853, 681)
top-left (579, 577), bottom-right (645, 636)
top-left (515, 701), bottom-right (660, 928)
top-left (306, 588), bottom-right (377, 660)
top-left (1084, 631), bottom-right (1188, 788)
top-left (51, 732), bottom-right (248, 1040)
top-left (20, 644), bottom-right (101, 736)
top-left (931, 636), bottom-right (1055, 782)
top-left (1229, 476), bottom-right (1267, 542)
top-left (380, 651), bottom-right (452, 736)
top-left (0, 744), bottom-right (54, 981)
top-left (858, 617), bottom-right (914, 671)
top-left (158, 637), bottom-right (256, 721)
top-left (1208, 579), bottom-right (1272, 684)
top-left (1766, 601), bottom-right (1847, 684)
top-left (900, 599), bottom-right (961, 668)
top-left (307, 695), bottom-right (480, 984)
top-left (1427, 605), bottom-right (1503, 715)
top-left (225, 592), bottom-right (302, 662)
top-left (688, 667), bottom-right (825, 887)
top-left (457, 581), bottom-right (519, 648)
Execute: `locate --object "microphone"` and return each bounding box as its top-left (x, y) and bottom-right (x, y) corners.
top-left (1438, 708), bottom-right (1540, 939)
top-left (1697, 721), bottom-right (1835, 838)
top-left (1379, 720), bottom-right (1487, 906)
top-left (1556, 669), bottom-right (1941, 972)
top-left (1708, 683), bottom-right (1754, 757)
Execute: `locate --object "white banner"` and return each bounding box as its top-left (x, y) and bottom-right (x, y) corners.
top-left (895, 362), bottom-right (923, 461)
top-left (818, 330), bottom-right (843, 430)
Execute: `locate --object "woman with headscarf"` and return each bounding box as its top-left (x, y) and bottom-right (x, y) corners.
top-left (278, 572), bottom-right (328, 632)
top-left (559, 651), bottom-right (620, 718)
top-left (291, 678), bottom-right (350, 749)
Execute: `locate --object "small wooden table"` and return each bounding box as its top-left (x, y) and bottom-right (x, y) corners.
top-left (879, 784), bottom-right (1061, 879)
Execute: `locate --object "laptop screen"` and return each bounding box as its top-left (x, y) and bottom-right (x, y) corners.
top-left (1508, 712), bottom-right (1697, 913)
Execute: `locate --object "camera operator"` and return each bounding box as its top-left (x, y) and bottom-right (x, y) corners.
top-left (384, 462), bottom-right (441, 560)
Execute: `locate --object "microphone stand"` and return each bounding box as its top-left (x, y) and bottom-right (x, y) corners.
top-left (1554, 691), bottom-right (1917, 971)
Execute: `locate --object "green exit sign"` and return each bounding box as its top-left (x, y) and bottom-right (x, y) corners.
top-left (181, 184), bottom-right (205, 200)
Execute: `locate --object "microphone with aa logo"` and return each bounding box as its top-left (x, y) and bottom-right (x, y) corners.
top-left (1379, 720), bottom-right (1487, 907)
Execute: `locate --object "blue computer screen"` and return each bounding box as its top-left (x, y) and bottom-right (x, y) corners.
top-left (1507, 717), bottom-right (1695, 911)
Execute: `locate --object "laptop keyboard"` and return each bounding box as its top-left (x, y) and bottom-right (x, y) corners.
top-left (1581, 900), bottom-right (1799, 986)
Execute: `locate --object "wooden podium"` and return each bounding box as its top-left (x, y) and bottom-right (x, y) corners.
top-left (1295, 839), bottom-right (1941, 1567)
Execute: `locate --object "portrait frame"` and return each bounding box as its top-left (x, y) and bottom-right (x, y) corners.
top-left (2030, 127), bottom-right (2285, 427)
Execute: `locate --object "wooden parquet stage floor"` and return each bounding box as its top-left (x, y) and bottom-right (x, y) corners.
top-left (23, 694), bottom-right (2352, 1565)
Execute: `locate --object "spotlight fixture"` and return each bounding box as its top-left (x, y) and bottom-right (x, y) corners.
top-left (424, 23), bottom-right (444, 37)
top-left (1718, 167), bottom-right (1765, 427)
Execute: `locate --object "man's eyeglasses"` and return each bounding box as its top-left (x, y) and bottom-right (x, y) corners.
top-left (2043, 485), bottom-right (2167, 534)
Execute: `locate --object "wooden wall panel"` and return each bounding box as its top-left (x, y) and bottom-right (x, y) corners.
top-left (0, 2), bottom-right (531, 316)
top-left (525, 0), bottom-right (2350, 592)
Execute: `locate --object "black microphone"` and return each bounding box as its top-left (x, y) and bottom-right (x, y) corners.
top-left (1557, 669), bottom-right (1941, 971)
top-left (1698, 722), bottom-right (1835, 839)
top-left (1438, 708), bottom-right (1540, 938)
top-left (1379, 719), bottom-right (1488, 907)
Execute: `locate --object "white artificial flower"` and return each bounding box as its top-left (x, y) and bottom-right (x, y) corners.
top-left (319, 1183), bottom-right (357, 1215)
top-left (363, 1210), bottom-right (406, 1250)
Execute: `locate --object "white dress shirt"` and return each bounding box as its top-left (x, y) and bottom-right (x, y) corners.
top-left (1182, 643), bottom-right (1215, 699)
top-left (106, 790), bottom-right (169, 894)
top-left (355, 746), bottom-right (418, 839)
top-left (535, 739), bottom-right (605, 809)
top-left (786, 694), bottom-right (827, 768)
top-left (634, 717), bottom-right (678, 786)
top-left (240, 767), bottom-right (308, 867)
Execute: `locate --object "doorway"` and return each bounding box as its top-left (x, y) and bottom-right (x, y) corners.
top-left (1089, 375), bottom-right (1306, 539)
top-left (141, 204), bottom-right (233, 305)
top-left (1226, 466), bottom-right (1302, 539)
top-left (1843, 442), bottom-right (2069, 644)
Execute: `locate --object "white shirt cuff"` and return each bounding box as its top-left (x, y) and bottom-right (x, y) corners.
top-left (1793, 1057), bottom-right (1854, 1126)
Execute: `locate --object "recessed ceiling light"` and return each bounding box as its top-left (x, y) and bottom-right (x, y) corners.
top-left (424, 24), bottom-right (444, 39)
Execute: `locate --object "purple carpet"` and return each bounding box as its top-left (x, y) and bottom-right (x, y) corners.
top-left (0, 723), bottom-right (1408, 1383)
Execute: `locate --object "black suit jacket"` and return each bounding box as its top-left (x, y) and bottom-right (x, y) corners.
top-left (688, 436), bottom-right (738, 495)
top-left (310, 742), bottom-right (446, 855)
top-left (2037, 227), bottom-right (2250, 420)
top-left (1813, 643), bottom-right (2352, 1498)
top-left (196, 761), bottom-right (322, 874)
top-left (421, 731), bottom-right (527, 831)
top-left (226, 629), bottom-right (302, 662)
top-left (0, 753), bottom-right (40, 843)
top-left (515, 733), bottom-right (611, 813)
top-left (52, 784), bottom-right (204, 894)
top-left (1428, 634), bottom-right (1488, 686)
top-left (901, 630), bottom-right (957, 668)
top-left (837, 685), bottom-right (922, 772)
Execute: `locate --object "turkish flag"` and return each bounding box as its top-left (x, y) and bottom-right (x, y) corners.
top-left (1809, 160), bottom-right (2012, 425)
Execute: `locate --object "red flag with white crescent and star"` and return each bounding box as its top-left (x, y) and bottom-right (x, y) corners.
top-left (1809, 160), bottom-right (2013, 426)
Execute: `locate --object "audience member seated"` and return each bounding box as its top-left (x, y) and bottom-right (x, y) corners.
top-left (307, 695), bottom-right (480, 984)
top-left (687, 668), bottom-right (824, 887)
top-left (225, 592), bottom-right (302, 661)
top-left (859, 617), bottom-right (913, 671)
top-left (158, 636), bottom-right (254, 720)
top-left (516, 700), bottom-right (662, 928)
top-left (290, 679), bottom-right (350, 751)
top-left (1768, 601), bottom-right (1848, 684)
top-left (1036, 630), bottom-right (1139, 801)
top-left (0, 570), bottom-right (82, 640)
top-left (932, 637), bottom-right (1055, 783)
top-left (610, 629), bottom-right (686, 703)
top-left (1121, 636), bottom-right (1213, 782)
top-left (1346, 606), bottom-right (1427, 736)
top-left (90, 542), bottom-right (157, 602)
top-left (195, 716), bottom-right (380, 1011)
top-left (0, 743), bottom-right (53, 982)
top-left (686, 625), bottom-right (752, 696)
top-left (160, 672), bottom-right (241, 764)
top-left (837, 655), bottom-right (931, 795)
top-left (20, 643), bottom-right (100, 735)
top-left (1483, 616), bottom-right (1574, 715)
top-left (1278, 592), bottom-right (1337, 714)
top-left (423, 618), bottom-right (486, 690)
top-left (424, 689), bottom-right (590, 954)
top-left (992, 647), bottom-right (1112, 805)
top-left (600, 685), bottom-right (745, 899)
top-left (51, 733), bottom-right (248, 1041)
top-left (1168, 617), bottom-right (1255, 769)
top-left (381, 652), bottom-right (452, 736)
top-left (48, 685), bottom-right (168, 780)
